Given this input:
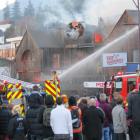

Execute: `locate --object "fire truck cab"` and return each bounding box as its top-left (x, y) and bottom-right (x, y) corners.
top-left (109, 73), bottom-right (140, 100)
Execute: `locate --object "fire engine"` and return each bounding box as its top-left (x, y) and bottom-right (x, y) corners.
top-left (104, 72), bottom-right (140, 100)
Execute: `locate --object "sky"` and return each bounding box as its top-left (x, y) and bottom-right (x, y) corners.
top-left (0, 0), bottom-right (137, 25)
top-left (84, 0), bottom-right (136, 24)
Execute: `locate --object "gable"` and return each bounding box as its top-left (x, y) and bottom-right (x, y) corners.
top-left (107, 10), bottom-right (138, 42)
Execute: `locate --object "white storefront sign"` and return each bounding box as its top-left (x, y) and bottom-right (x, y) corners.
top-left (83, 81), bottom-right (111, 88)
top-left (103, 52), bottom-right (127, 67)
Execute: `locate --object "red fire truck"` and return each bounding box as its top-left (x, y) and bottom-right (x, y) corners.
top-left (104, 72), bottom-right (140, 100)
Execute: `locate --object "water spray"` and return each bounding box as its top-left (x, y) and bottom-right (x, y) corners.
top-left (60, 26), bottom-right (138, 79)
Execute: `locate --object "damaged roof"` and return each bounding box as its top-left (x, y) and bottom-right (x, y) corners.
top-left (28, 28), bottom-right (65, 48)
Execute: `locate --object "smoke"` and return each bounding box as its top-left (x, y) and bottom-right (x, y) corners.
top-left (43, 0), bottom-right (136, 25)
top-left (0, 0), bottom-right (16, 10)
top-left (43, 0), bottom-right (87, 24)
top-left (2, 0), bottom-right (136, 25)
top-left (43, 0), bottom-right (85, 24)
top-left (60, 0), bottom-right (86, 17)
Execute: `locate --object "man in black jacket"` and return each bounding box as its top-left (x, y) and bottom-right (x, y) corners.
top-left (83, 98), bottom-right (104, 140)
top-left (128, 90), bottom-right (140, 140)
top-left (8, 105), bottom-right (28, 140)
top-left (26, 93), bottom-right (45, 140)
top-left (0, 97), bottom-right (12, 140)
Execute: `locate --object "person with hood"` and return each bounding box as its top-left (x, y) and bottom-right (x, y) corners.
top-left (31, 85), bottom-right (44, 105)
top-left (0, 97), bottom-right (12, 140)
top-left (43, 95), bottom-right (54, 140)
top-left (8, 105), bottom-right (28, 140)
top-left (26, 93), bottom-right (45, 140)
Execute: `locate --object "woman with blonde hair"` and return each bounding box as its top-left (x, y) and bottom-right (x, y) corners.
top-left (8, 105), bottom-right (28, 140)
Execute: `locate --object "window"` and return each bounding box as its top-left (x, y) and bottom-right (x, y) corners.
top-left (127, 78), bottom-right (136, 93)
top-left (115, 78), bottom-right (122, 92)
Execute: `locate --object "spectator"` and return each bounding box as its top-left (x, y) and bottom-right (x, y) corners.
top-left (26, 93), bottom-right (45, 140)
top-left (127, 90), bottom-right (138, 140)
top-left (111, 92), bottom-right (120, 109)
top-left (99, 93), bottom-right (112, 140)
top-left (83, 98), bottom-right (104, 140)
top-left (61, 94), bottom-right (68, 108)
top-left (0, 97), bottom-right (12, 140)
top-left (90, 96), bottom-right (99, 107)
top-left (43, 95), bottom-right (54, 140)
top-left (78, 98), bottom-right (88, 140)
top-left (68, 96), bottom-right (82, 140)
top-left (31, 85), bottom-right (44, 105)
top-left (32, 85), bottom-right (40, 92)
top-left (78, 98), bottom-right (88, 120)
top-left (50, 97), bottom-right (73, 140)
top-left (112, 95), bottom-right (127, 140)
top-left (128, 90), bottom-right (140, 140)
top-left (8, 105), bottom-right (28, 140)
top-left (109, 92), bottom-right (120, 140)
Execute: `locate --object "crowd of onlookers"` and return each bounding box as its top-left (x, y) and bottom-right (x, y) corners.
top-left (0, 87), bottom-right (140, 140)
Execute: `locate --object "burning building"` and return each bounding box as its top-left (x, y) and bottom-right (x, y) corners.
top-left (15, 24), bottom-right (96, 83)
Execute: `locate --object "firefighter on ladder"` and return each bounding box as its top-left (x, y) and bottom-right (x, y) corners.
top-left (51, 71), bottom-right (59, 97)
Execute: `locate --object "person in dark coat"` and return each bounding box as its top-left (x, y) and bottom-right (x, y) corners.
top-left (8, 105), bottom-right (28, 140)
top-left (127, 90), bottom-right (140, 140)
top-left (26, 93), bottom-right (45, 140)
top-left (43, 95), bottom-right (54, 140)
top-left (0, 97), bottom-right (12, 140)
top-left (83, 98), bottom-right (104, 140)
top-left (31, 85), bottom-right (44, 105)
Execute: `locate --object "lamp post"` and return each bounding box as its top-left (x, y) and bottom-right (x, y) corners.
top-left (132, 0), bottom-right (140, 61)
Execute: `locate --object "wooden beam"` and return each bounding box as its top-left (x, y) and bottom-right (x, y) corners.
top-left (132, 0), bottom-right (139, 8)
